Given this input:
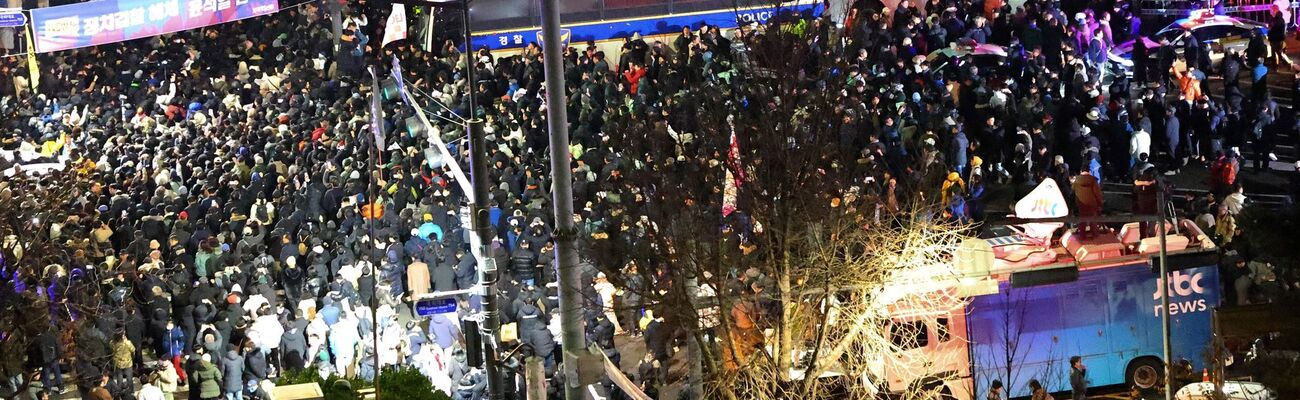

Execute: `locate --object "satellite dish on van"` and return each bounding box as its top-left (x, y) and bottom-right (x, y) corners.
top-left (1013, 178), bottom-right (1068, 240)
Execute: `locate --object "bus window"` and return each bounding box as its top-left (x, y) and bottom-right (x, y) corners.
top-left (936, 317), bottom-right (951, 343)
top-left (890, 321), bottom-right (930, 350)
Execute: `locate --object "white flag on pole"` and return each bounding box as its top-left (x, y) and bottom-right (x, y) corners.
top-left (382, 4), bottom-right (408, 48)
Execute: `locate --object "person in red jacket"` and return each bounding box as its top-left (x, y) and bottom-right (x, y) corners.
top-left (1207, 150), bottom-right (1237, 198)
top-left (623, 63), bottom-right (646, 94)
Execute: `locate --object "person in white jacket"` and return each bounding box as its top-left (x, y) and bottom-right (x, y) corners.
top-left (1223, 184), bottom-right (1247, 215)
top-left (306, 315), bottom-right (329, 369)
top-left (412, 341), bottom-right (452, 395)
top-left (592, 272), bottom-right (622, 334)
top-left (330, 311), bottom-right (361, 377)
top-left (135, 374), bottom-right (166, 400)
top-left (249, 312), bottom-right (285, 356)
top-left (155, 362), bottom-right (180, 400)
top-left (1130, 129), bottom-right (1151, 168)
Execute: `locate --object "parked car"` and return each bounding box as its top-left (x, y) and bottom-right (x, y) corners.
top-left (1175, 381), bottom-right (1278, 400)
top-left (1108, 10), bottom-right (1267, 79)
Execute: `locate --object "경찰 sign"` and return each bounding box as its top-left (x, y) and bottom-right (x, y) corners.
top-left (30, 0), bottom-right (280, 53)
top-left (473, 2), bottom-right (821, 51)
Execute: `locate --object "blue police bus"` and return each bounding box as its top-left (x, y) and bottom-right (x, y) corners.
top-left (468, 0), bottom-right (822, 52)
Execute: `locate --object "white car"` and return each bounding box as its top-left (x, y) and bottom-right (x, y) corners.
top-left (1108, 11), bottom-right (1267, 78)
top-left (1174, 381), bottom-right (1278, 400)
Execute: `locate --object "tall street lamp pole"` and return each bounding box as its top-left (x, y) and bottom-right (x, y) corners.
top-left (538, 1), bottom-right (588, 399)
top-left (458, 2), bottom-right (505, 399)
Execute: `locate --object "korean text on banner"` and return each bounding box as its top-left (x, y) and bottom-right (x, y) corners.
top-left (380, 3), bottom-right (406, 48)
top-left (30, 0), bottom-right (280, 53)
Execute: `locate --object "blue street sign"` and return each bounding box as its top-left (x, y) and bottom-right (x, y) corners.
top-left (0, 10), bottom-right (25, 28)
top-left (415, 297), bottom-right (457, 317)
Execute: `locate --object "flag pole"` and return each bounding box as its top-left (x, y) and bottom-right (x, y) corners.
top-left (367, 65), bottom-right (384, 399)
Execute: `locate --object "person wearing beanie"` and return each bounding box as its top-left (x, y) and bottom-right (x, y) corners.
top-left (188, 352), bottom-right (220, 400)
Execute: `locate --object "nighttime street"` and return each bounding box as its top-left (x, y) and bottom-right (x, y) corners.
top-left (3, 0), bottom-right (1300, 399)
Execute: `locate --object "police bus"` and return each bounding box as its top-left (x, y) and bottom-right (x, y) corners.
top-left (467, 0), bottom-right (822, 58)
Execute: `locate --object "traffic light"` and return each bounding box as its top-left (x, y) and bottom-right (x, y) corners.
top-left (463, 318), bottom-right (483, 367)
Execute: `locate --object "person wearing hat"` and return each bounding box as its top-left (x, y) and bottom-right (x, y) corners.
top-left (192, 353), bottom-right (222, 400)
top-left (417, 213), bottom-right (443, 242)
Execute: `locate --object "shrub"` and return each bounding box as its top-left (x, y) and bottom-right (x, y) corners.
top-left (276, 366), bottom-right (451, 400)
top-left (276, 368), bottom-right (371, 400)
top-left (375, 366), bottom-right (452, 400)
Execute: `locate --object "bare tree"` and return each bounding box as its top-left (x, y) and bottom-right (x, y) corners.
top-left (554, 1), bottom-right (989, 397)
top-left (0, 167), bottom-right (103, 396)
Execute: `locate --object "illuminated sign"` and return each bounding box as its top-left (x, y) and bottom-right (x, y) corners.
top-left (473, 2), bottom-right (821, 50)
top-left (30, 0), bottom-right (279, 53)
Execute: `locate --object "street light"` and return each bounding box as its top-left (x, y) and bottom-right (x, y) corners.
top-left (386, 1), bottom-right (505, 398)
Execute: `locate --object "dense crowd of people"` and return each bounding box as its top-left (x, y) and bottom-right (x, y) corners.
top-left (1, 0), bottom-right (1300, 398)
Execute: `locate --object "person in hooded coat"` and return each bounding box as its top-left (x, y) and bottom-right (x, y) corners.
top-left (523, 326), bottom-right (557, 370)
top-left (427, 312), bottom-right (461, 350)
top-left (244, 344), bottom-right (269, 383)
top-left (280, 313), bottom-right (309, 372)
top-left (453, 251), bottom-right (477, 289)
top-left (193, 353), bottom-right (223, 400)
top-left (220, 349), bottom-right (245, 399)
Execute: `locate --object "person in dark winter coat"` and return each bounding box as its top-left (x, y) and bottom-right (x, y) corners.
top-left (510, 240), bottom-right (538, 285)
top-left (220, 349), bottom-right (245, 396)
top-left (1070, 355), bottom-right (1088, 400)
top-left (643, 314), bottom-right (670, 362)
top-left (194, 353), bottom-right (223, 400)
top-left (428, 256), bottom-right (454, 292)
top-left (35, 330), bottom-right (64, 392)
top-left (244, 346), bottom-right (269, 382)
top-left (280, 315), bottom-right (309, 372)
top-left (523, 327), bottom-right (557, 369)
top-left (454, 251), bottom-right (477, 289)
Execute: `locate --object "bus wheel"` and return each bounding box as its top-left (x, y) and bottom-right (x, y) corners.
top-left (1127, 357), bottom-right (1164, 389)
